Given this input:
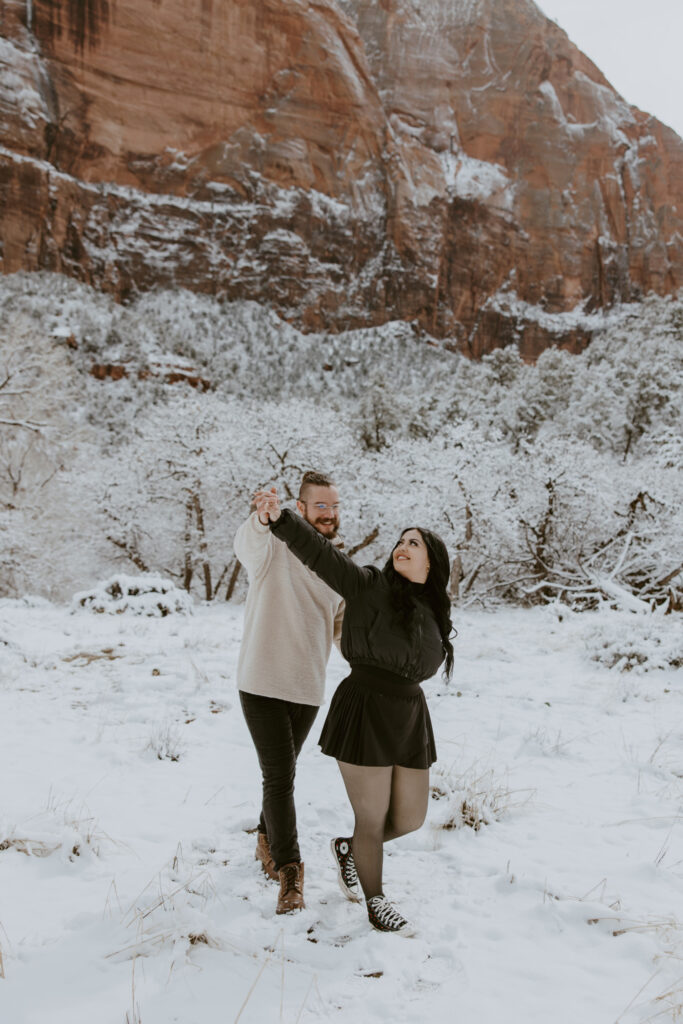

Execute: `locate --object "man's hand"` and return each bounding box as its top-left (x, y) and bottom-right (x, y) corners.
top-left (254, 486), bottom-right (281, 525)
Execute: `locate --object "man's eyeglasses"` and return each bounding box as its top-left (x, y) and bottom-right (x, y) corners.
top-left (301, 501), bottom-right (341, 513)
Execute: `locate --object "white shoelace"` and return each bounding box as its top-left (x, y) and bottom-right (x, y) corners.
top-left (344, 853), bottom-right (359, 887)
top-left (368, 896), bottom-right (407, 930)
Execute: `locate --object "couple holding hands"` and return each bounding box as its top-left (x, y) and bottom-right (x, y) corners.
top-left (234, 471), bottom-right (453, 936)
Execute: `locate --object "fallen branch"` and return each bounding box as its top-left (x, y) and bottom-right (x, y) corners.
top-left (642, 563), bottom-right (683, 592)
top-left (589, 576), bottom-right (651, 613)
top-left (611, 530), bottom-right (634, 577)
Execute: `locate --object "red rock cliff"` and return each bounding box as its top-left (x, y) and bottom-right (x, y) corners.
top-left (1, 0), bottom-right (681, 356)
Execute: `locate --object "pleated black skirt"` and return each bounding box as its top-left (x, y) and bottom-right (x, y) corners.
top-left (318, 664), bottom-right (437, 769)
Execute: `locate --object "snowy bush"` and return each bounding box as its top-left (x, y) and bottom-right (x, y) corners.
top-left (114, 853), bottom-right (220, 965)
top-left (0, 801), bottom-right (108, 863)
top-left (146, 721), bottom-right (185, 762)
top-left (72, 574), bottom-right (193, 616)
top-left (583, 613), bottom-right (683, 673)
top-left (429, 763), bottom-right (528, 830)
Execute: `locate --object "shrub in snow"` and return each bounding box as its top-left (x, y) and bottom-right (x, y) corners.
top-left (583, 614), bottom-right (683, 673)
top-left (146, 722), bottom-right (185, 762)
top-left (0, 828), bottom-right (101, 862)
top-left (0, 803), bottom-right (106, 862)
top-left (429, 763), bottom-right (527, 831)
top-left (113, 851), bottom-right (220, 963)
top-left (72, 574), bottom-right (193, 616)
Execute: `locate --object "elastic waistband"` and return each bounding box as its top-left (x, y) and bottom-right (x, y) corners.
top-left (346, 664), bottom-right (421, 697)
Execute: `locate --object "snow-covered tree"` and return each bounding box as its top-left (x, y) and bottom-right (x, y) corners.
top-left (0, 271), bottom-right (680, 608)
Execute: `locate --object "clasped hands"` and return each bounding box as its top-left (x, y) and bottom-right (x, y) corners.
top-left (254, 486), bottom-right (282, 526)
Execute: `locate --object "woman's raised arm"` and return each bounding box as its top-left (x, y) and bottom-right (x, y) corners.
top-left (270, 508), bottom-right (378, 598)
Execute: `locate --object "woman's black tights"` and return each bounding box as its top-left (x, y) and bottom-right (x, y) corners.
top-left (336, 760), bottom-right (429, 900)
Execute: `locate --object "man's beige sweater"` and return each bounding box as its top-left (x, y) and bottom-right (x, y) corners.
top-left (234, 512), bottom-right (344, 706)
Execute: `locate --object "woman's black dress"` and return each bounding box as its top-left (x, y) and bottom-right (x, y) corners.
top-left (270, 509), bottom-right (445, 768)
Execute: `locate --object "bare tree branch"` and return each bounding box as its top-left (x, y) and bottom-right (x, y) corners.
top-left (347, 527), bottom-right (379, 557)
top-left (106, 536), bottom-right (149, 573)
top-left (0, 418), bottom-right (48, 433)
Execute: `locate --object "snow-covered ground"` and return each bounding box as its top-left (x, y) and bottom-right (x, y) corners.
top-left (0, 598), bottom-right (681, 1024)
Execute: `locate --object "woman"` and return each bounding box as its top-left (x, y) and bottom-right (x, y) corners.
top-left (255, 487), bottom-right (454, 936)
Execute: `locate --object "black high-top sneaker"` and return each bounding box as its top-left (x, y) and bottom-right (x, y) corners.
top-left (330, 837), bottom-right (362, 902)
top-left (366, 895), bottom-right (416, 936)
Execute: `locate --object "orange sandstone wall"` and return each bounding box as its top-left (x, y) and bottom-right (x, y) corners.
top-left (1, 0), bottom-right (681, 357)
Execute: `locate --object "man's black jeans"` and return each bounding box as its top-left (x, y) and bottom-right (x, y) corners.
top-left (239, 691), bottom-right (319, 871)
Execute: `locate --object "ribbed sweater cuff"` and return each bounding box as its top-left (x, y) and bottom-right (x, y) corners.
top-left (269, 509), bottom-right (292, 533)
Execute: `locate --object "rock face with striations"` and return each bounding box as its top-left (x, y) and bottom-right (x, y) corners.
top-left (1, 0), bottom-right (681, 357)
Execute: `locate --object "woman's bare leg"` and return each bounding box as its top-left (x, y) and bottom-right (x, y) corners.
top-left (384, 766), bottom-right (430, 841)
top-left (337, 761), bottom-right (392, 899)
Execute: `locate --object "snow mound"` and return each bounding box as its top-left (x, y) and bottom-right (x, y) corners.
top-left (72, 574), bottom-right (193, 617)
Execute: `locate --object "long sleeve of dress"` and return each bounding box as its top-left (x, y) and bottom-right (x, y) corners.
top-left (270, 509), bottom-right (378, 599)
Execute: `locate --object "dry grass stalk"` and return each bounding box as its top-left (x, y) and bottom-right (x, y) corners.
top-left (187, 931), bottom-right (221, 949)
top-left (62, 648), bottom-right (120, 665)
top-left (587, 915), bottom-right (679, 938)
top-left (543, 876), bottom-right (622, 910)
top-left (108, 925), bottom-right (225, 964)
top-left (146, 722), bottom-right (184, 762)
top-left (612, 919), bottom-right (683, 1023)
top-left (123, 859), bottom-right (201, 924)
top-left (106, 934), bottom-right (169, 963)
top-left (233, 946), bottom-right (274, 1024)
top-left (111, 859), bottom-right (222, 965)
top-left (103, 878), bottom-right (122, 919)
top-left (280, 929), bottom-right (285, 1022)
top-left (0, 837), bottom-right (59, 857)
top-left (614, 968), bottom-right (664, 1023)
top-left (124, 956), bottom-right (142, 1024)
top-left (0, 944), bottom-right (5, 979)
top-left (136, 871), bottom-right (207, 923)
top-left (618, 970), bottom-right (683, 1024)
top-left (646, 979), bottom-right (683, 1022)
top-left (294, 974), bottom-right (319, 1024)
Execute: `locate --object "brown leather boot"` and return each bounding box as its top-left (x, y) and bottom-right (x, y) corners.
top-left (255, 832), bottom-right (278, 881)
top-left (276, 861), bottom-right (305, 914)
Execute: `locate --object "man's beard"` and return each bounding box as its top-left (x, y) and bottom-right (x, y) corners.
top-left (305, 513), bottom-right (339, 539)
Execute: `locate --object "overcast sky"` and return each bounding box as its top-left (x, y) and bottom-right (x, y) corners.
top-left (536, 0), bottom-right (683, 139)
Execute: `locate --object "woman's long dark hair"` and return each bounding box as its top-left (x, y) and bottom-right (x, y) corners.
top-left (383, 527), bottom-right (455, 680)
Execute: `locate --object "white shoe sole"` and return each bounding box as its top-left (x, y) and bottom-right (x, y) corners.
top-left (369, 921), bottom-right (417, 937)
top-left (330, 838), bottom-right (363, 903)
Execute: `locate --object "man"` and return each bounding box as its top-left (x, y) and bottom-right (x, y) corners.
top-left (234, 470), bottom-right (345, 914)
